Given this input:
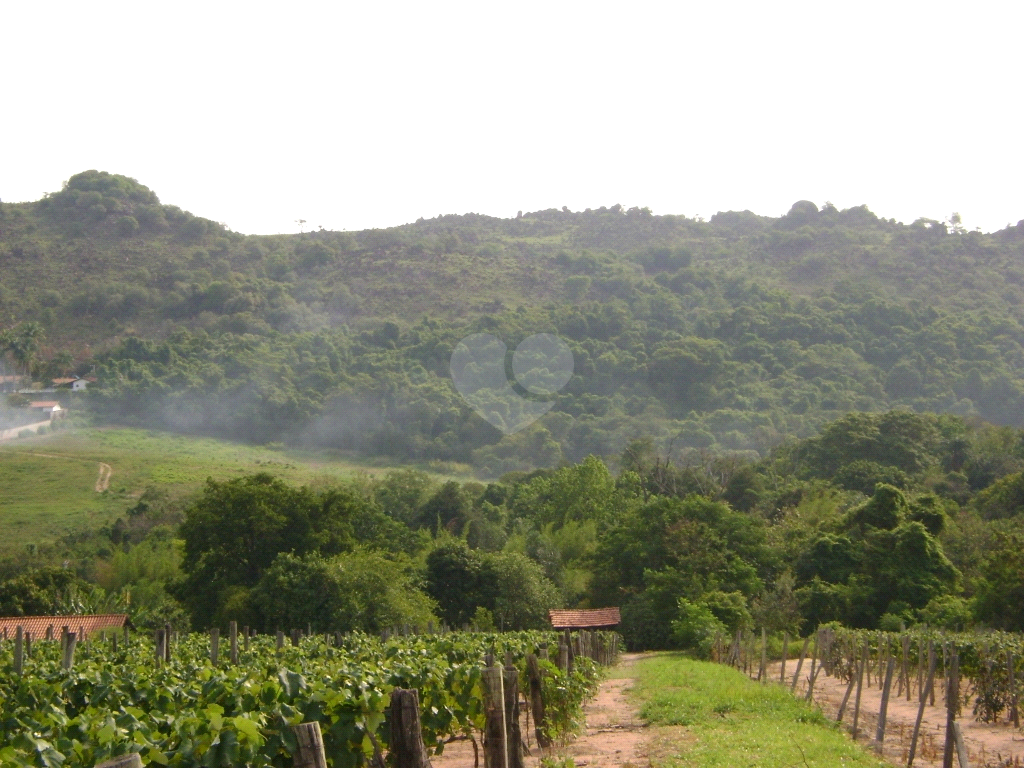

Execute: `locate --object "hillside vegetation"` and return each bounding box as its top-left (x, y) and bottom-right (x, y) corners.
top-left (3, 171), bottom-right (1024, 472)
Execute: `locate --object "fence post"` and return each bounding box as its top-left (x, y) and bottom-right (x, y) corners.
top-left (230, 621), bottom-right (238, 664)
top-left (791, 636), bottom-right (810, 694)
top-left (276, 631), bottom-right (285, 650)
top-left (908, 641), bottom-right (937, 768)
top-left (481, 666), bottom-right (508, 768)
top-left (942, 648), bottom-right (960, 768)
top-left (780, 632), bottom-right (788, 683)
top-left (292, 722), bottom-right (328, 768)
top-left (25, 631), bottom-right (31, 658)
top-left (62, 632), bottom-right (78, 671)
top-left (758, 627), bottom-right (767, 682)
top-left (165, 624), bottom-right (172, 663)
top-left (389, 689), bottom-right (432, 768)
top-left (504, 658), bottom-right (525, 768)
top-left (526, 653), bottom-right (551, 748)
top-left (1008, 652), bottom-right (1020, 728)
top-left (244, 626), bottom-right (251, 653)
top-left (805, 631), bottom-right (820, 702)
top-left (558, 643), bottom-right (569, 673)
top-left (874, 657), bottom-right (896, 752)
top-left (95, 754), bottom-right (144, 768)
top-left (13, 626), bottom-right (23, 676)
top-left (210, 628), bottom-right (220, 666)
top-left (852, 637), bottom-right (869, 739)
top-left (155, 629), bottom-right (165, 667)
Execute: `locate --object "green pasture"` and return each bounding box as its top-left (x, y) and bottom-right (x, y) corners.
top-left (0, 426), bottom-right (471, 552)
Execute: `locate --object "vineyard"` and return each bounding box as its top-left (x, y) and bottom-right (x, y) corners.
top-left (714, 625), bottom-right (1024, 766)
top-left (0, 627), bottom-right (611, 768)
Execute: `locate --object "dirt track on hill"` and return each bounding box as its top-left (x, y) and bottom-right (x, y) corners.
top-left (15, 451), bottom-right (113, 493)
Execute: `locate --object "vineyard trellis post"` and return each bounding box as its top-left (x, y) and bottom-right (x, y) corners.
top-left (875, 656), bottom-right (896, 752)
top-left (388, 690), bottom-right (433, 768)
top-left (14, 625), bottom-right (23, 676)
top-left (1009, 652), bottom-right (1020, 728)
top-left (503, 656), bottom-right (525, 768)
top-left (292, 721), bottom-right (328, 768)
top-left (211, 628), bottom-right (220, 666)
top-left (908, 640), bottom-right (937, 768)
top-left (230, 621), bottom-right (238, 664)
top-left (481, 666), bottom-right (508, 768)
top-left (165, 623), bottom-right (172, 663)
top-left (758, 627), bottom-right (766, 682)
top-left (942, 648), bottom-right (960, 768)
top-left (62, 632), bottom-right (77, 671)
top-left (852, 637), bottom-right (869, 739)
top-left (780, 631), bottom-right (788, 683)
top-left (95, 753), bottom-right (143, 768)
top-left (526, 653), bottom-right (551, 749)
top-left (805, 631), bottom-right (820, 702)
top-left (791, 636), bottom-right (810, 694)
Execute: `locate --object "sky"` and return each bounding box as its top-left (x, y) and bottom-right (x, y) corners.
top-left (2, 1), bottom-right (1021, 235)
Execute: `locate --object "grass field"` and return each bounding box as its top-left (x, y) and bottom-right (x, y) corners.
top-left (0, 426), bottom-right (473, 553)
top-left (633, 654), bottom-right (888, 768)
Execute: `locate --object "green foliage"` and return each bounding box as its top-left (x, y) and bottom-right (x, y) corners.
top-left (247, 551), bottom-right (437, 633)
top-left (671, 599), bottom-right (727, 657)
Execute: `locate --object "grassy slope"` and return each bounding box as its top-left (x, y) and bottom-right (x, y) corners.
top-left (633, 654), bottom-right (887, 768)
top-left (0, 427), bottom-right (471, 552)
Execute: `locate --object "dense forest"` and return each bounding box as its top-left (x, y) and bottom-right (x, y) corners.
top-left (3, 171), bottom-right (1024, 472)
top-left (5, 410), bottom-right (1024, 651)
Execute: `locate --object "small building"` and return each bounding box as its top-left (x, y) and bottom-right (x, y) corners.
top-left (28, 401), bottom-right (62, 418)
top-left (0, 374), bottom-right (22, 393)
top-left (548, 607), bottom-right (621, 630)
top-left (0, 613), bottom-right (130, 641)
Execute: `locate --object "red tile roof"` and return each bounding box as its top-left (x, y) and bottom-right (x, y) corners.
top-left (0, 614), bottom-right (128, 639)
top-left (29, 401), bottom-right (60, 408)
top-left (549, 607), bottom-right (621, 629)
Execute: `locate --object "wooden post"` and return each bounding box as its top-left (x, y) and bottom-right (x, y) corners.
top-left (276, 631), bottom-right (285, 650)
top-left (95, 754), bottom-right (144, 768)
top-left (504, 660), bottom-right (525, 768)
top-left (564, 629), bottom-right (574, 674)
top-left (388, 689), bottom-right (432, 768)
top-left (164, 623), bottom-right (172, 662)
top-left (791, 636), bottom-right (810, 694)
top-left (908, 642), bottom-right (937, 768)
top-left (942, 648), bottom-right (960, 768)
top-left (874, 657), bottom-right (896, 752)
top-left (244, 627), bottom-right (251, 653)
top-left (558, 644), bottom-right (569, 673)
top-left (837, 648), bottom-right (860, 723)
top-left (291, 628), bottom-right (300, 647)
top-left (13, 626), bottom-right (23, 676)
top-left (25, 631), bottom-right (31, 658)
top-left (210, 628), bottom-right (220, 666)
top-left (292, 721), bottom-right (328, 768)
top-left (805, 631), bottom-right (820, 702)
top-left (155, 629), bottom-right (165, 666)
top-left (759, 627), bottom-right (767, 682)
top-left (899, 635), bottom-right (910, 700)
top-left (951, 722), bottom-right (969, 768)
top-left (481, 667), bottom-right (508, 768)
top-left (852, 638), bottom-right (869, 739)
top-left (780, 632), bottom-right (788, 683)
top-left (526, 654), bottom-right (551, 749)
top-left (1008, 652), bottom-right (1020, 728)
top-left (229, 621), bottom-right (238, 664)
top-left (62, 632), bottom-right (78, 670)
top-left (112, 632), bottom-right (118, 654)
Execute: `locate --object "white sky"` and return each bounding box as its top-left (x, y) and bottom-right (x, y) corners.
top-left (2, 1), bottom-right (1021, 235)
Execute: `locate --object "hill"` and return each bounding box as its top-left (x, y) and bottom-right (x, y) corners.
top-left (4, 171), bottom-right (1024, 471)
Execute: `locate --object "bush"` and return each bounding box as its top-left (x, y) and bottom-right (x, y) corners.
top-left (672, 598), bottom-right (727, 657)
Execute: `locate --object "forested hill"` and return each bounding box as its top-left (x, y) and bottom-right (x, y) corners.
top-left (3, 170), bottom-right (1024, 472)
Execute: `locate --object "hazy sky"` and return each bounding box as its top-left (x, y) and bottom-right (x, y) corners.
top-left (2, 1), bottom-right (1020, 235)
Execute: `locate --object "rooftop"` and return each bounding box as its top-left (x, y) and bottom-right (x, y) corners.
top-left (549, 607), bottom-right (621, 629)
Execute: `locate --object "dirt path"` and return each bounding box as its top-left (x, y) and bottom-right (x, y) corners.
top-left (431, 654), bottom-right (648, 768)
top-left (15, 451), bottom-right (113, 493)
top-left (95, 462), bottom-right (112, 492)
top-left (768, 661), bottom-right (1024, 767)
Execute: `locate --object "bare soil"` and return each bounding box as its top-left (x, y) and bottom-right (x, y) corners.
top-left (431, 654), bottom-right (649, 768)
top-left (768, 660), bottom-right (1024, 767)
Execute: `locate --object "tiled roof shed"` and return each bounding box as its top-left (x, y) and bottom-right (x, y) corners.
top-left (0, 614), bottom-right (129, 640)
top-left (548, 607), bottom-right (621, 629)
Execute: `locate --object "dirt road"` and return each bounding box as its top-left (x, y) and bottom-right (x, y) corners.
top-left (431, 654), bottom-right (648, 768)
top-left (14, 451), bottom-right (113, 493)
